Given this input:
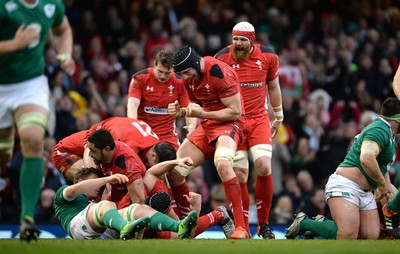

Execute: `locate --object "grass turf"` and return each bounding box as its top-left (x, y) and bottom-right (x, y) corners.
top-left (2, 239), bottom-right (400, 254)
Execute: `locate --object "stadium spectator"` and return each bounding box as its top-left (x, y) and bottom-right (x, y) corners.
top-left (270, 195), bottom-right (294, 225)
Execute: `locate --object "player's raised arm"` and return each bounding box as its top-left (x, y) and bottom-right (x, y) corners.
top-left (64, 172), bottom-right (128, 200)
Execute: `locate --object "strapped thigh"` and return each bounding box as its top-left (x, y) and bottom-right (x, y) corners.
top-left (16, 112), bottom-right (47, 134)
top-left (125, 204), bottom-right (139, 221)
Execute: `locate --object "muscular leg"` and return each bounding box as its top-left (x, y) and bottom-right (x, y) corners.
top-left (215, 136), bottom-right (246, 238)
top-left (88, 201), bottom-right (128, 232)
top-left (253, 155), bottom-right (274, 238)
top-left (233, 151), bottom-right (250, 232)
top-left (359, 209), bottom-right (380, 239)
top-left (167, 139), bottom-right (205, 218)
top-left (328, 197), bottom-right (360, 239)
top-left (15, 105), bottom-right (48, 222)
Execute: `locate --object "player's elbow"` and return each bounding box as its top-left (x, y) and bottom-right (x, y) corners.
top-left (360, 154), bottom-right (375, 169)
top-left (231, 107), bottom-right (241, 120)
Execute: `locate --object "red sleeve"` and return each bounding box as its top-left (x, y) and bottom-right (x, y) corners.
top-left (265, 53), bottom-right (279, 81)
top-left (178, 82), bottom-right (190, 107)
top-left (128, 76), bottom-right (144, 99)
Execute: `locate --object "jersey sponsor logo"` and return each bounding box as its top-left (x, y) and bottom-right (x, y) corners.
top-left (146, 86), bottom-right (154, 92)
top-left (5, 1), bottom-right (17, 12)
top-left (240, 82), bottom-right (262, 87)
top-left (144, 106), bottom-right (168, 115)
top-left (44, 4), bottom-right (55, 18)
top-left (168, 85), bottom-right (174, 96)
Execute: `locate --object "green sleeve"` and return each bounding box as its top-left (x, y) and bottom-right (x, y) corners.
top-left (52, 0), bottom-right (66, 27)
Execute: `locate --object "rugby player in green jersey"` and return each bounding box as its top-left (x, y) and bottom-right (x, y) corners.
top-left (0, 0), bottom-right (75, 241)
top-left (54, 167), bottom-right (198, 240)
top-left (285, 97), bottom-right (400, 240)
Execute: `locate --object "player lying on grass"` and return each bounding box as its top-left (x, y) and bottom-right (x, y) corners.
top-left (86, 129), bottom-right (235, 239)
top-left (54, 167), bottom-right (198, 240)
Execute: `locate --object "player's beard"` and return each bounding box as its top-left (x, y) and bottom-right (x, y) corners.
top-left (91, 153), bottom-right (106, 165)
top-left (232, 45), bottom-right (251, 63)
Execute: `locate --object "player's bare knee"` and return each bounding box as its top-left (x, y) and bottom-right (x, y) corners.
top-left (17, 112), bottom-right (47, 152)
top-left (233, 167), bottom-right (248, 182)
top-left (215, 160), bottom-right (235, 180)
top-left (254, 165), bottom-right (271, 176)
top-left (337, 229), bottom-right (358, 239)
top-left (93, 201), bottom-right (114, 225)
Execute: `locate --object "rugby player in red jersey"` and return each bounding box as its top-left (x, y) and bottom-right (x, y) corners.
top-left (85, 116), bottom-right (193, 218)
top-left (127, 50), bottom-right (197, 151)
top-left (214, 21), bottom-right (283, 239)
top-left (168, 45), bottom-right (248, 239)
top-left (52, 130), bottom-right (95, 181)
top-left (87, 129), bottom-right (235, 239)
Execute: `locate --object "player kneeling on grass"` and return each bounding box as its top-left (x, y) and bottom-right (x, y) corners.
top-left (54, 167), bottom-right (198, 240)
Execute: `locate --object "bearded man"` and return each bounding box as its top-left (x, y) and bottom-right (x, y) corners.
top-left (215, 21), bottom-right (283, 239)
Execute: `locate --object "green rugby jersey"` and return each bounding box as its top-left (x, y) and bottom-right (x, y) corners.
top-left (339, 117), bottom-right (397, 189)
top-left (0, 0), bottom-right (65, 84)
top-left (54, 185), bottom-right (90, 238)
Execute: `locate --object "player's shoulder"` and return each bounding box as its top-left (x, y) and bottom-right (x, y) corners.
top-left (115, 154), bottom-right (127, 170)
top-left (257, 44), bottom-right (276, 54)
top-left (204, 57), bottom-right (230, 79)
top-left (214, 47), bottom-right (230, 59)
top-left (133, 68), bottom-right (150, 79)
top-left (173, 73), bottom-right (183, 80)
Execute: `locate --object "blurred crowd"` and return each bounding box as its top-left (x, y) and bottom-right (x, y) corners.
top-left (1, 0), bottom-right (400, 225)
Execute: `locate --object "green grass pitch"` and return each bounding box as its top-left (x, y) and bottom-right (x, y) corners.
top-left (2, 239), bottom-right (400, 254)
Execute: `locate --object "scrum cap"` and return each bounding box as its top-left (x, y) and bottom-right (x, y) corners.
top-left (173, 45), bottom-right (201, 74)
top-left (232, 21), bottom-right (256, 45)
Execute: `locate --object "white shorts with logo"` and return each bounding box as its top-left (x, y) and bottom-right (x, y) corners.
top-left (70, 204), bottom-right (101, 239)
top-left (325, 172), bottom-right (377, 211)
top-left (0, 75), bottom-right (49, 128)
